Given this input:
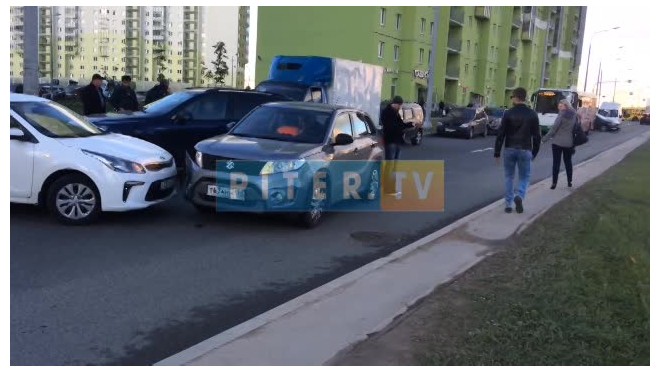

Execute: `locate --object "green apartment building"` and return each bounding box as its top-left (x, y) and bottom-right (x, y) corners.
top-left (256, 6), bottom-right (586, 107)
top-left (10, 6), bottom-right (250, 88)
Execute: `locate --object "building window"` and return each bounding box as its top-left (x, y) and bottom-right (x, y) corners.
top-left (430, 21), bottom-right (434, 36)
top-left (420, 18), bottom-right (426, 34)
top-left (378, 41), bottom-right (384, 59)
top-left (468, 16), bottom-right (473, 28)
top-left (391, 78), bottom-right (397, 99)
top-left (467, 40), bottom-right (471, 53)
top-left (396, 14), bottom-right (401, 30)
top-left (475, 42), bottom-right (478, 56)
top-left (489, 68), bottom-right (493, 78)
top-left (465, 64), bottom-right (469, 75)
top-left (419, 48), bottom-right (424, 63)
top-left (490, 46), bottom-right (495, 59)
top-left (428, 49), bottom-right (432, 64)
top-left (394, 45), bottom-right (399, 61)
top-left (380, 8), bottom-right (386, 26)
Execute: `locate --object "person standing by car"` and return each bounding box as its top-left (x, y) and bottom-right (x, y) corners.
top-left (381, 96), bottom-right (417, 160)
top-left (110, 75), bottom-right (139, 112)
top-left (79, 74), bottom-right (107, 116)
top-left (542, 99), bottom-right (576, 189)
top-left (494, 87), bottom-right (541, 214)
top-left (144, 79), bottom-right (170, 105)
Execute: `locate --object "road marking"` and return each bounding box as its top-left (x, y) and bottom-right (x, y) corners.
top-left (471, 147), bottom-right (493, 153)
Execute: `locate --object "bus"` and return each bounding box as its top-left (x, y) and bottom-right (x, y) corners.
top-left (531, 88), bottom-right (595, 134)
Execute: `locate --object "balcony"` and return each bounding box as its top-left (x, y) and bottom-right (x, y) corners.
top-left (446, 37), bottom-right (462, 53)
top-left (99, 47), bottom-right (109, 56)
top-left (506, 76), bottom-right (516, 89)
top-left (475, 6), bottom-right (491, 19)
top-left (183, 42), bottom-right (196, 52)
top-left (152, 35), bottom-right (165, 41)
top-left (509, 37), bottom-right (519, 49)
top-left (126, 30), bottom-right (139, 39)
top-left (184, 15), bottom-right (197, 23)
top-left (449, 7), bottom-right (464, 27)
top-left (507, 56), bottom-right (517, 70)
top-left (522, 20), bottom-right (533, 41)
top-left (512, 15), bottom-right (522, 29)
top-left (445, 65), bottom-right (460, 80)
top-left (182, 52), bottom-right (196, 60)
top-left (126, 68), bottom-right (139, 76)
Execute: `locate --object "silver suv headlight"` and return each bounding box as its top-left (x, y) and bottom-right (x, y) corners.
top-left (260, 159), bottom-right (306, 175)
top-left (195, 151), bottom-right (203, 168)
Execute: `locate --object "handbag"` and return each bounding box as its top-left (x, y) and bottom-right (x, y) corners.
top-left (573, 116), bottom-right (588, 147)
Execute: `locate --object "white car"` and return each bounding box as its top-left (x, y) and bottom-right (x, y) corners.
top-left (10, 93), bottom-right (177, 224)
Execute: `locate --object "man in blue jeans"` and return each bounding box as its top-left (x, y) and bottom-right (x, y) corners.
top-left (494, 87), bottom-right (541, 213)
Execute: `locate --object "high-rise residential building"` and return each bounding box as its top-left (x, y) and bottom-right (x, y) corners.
top-left (9, 6), bottom-right (249, 88)
top-left (255, 6), bottom-right (586, 107)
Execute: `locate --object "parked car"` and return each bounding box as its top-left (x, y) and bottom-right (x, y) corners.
top-left (436, 106), bottom-right (489, 139)
top-left (10, 93), bottom-right (177, 225)
top-left (185, 102), bottom-right (384, 228)
top-left (640, 113), bottom-right (650, 125)
top-left (593, 113), bottom-right (621, 132)
top-left (399, 102), bottom-right (424, 145)
top-left (87, 88), bottom-right (288, 165)
top-left (485, 107), bottom-right (506, 134)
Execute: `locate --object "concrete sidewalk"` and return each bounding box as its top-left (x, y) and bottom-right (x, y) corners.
top-left (156, 132), bottom-right (650, 366)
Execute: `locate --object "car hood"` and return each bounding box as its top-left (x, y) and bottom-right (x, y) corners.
top-left (596, 115), bottom-right (620, 124)
top-left (196, 134), bottom-right (322, 160)
top-left (439, 116), bottom-right (471, 125)
top-left (56, 133), bottom-right (172, 163)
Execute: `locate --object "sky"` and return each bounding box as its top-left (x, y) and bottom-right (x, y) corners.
top-left (245, 6), bottom-right (651, 107)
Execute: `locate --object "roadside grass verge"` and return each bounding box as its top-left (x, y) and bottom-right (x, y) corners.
top-left (421, 142), bottom-right (650, 365)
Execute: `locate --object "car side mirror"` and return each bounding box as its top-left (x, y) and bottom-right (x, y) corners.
top-left (10, 127), bottom-right (25, 140)
top-left (226, 121), bottom-right (237, 131)
top-left (333, 133), bottom-right (354, 146)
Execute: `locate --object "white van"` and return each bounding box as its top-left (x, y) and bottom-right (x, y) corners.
top-left (599, 102), bottom-right (622, 122)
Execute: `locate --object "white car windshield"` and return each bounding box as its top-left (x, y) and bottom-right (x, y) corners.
top-left (11, 101), bottom-right (106, 138)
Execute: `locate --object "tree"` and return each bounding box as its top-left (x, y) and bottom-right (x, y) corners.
top-left (210, 41), bottom-right (229, 86)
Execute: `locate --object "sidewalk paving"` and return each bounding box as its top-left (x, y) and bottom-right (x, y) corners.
top-left (156, 131), bottom-right (649, 366)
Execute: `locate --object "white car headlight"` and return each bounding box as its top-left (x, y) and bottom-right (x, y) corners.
top-left (260, 159), bottom-right (306, 175)
top-left (460, 123), bottom-right (469, 128)
top-left (82, 150), bottom-right (146, 174)
top-left (195, 151), bottom-right (203, 168)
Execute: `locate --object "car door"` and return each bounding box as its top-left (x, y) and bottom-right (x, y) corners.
top-left (328, 112), bottom-right (359, 201)
top-left (10, 114), bottom-right (35, 199)
top-left (350, 112), bottom-right (378, 161)
top-left (162, 92), bottom-right (231, 161)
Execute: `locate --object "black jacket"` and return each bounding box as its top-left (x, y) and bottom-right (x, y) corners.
top-left (110, 85), bottom-right (139, 111)
top-left (79, 84), bottom-right (106, 116)
top-left (381, 105), bottom-right (413, 144)
top-left (494, 103), bottom-right (541, 158)
top-left (145, 85), bottom-right (169, 105)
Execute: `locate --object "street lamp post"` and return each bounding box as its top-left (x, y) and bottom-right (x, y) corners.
top-left (582, 26), bottom-right (619, 92)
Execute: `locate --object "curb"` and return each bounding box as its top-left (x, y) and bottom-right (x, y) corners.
top-left (156, 131), bottom-right (649, 366)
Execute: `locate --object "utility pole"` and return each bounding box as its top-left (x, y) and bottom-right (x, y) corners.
top-left (231, 55), bottom-right (235, 87)
top-left (612, 78), bottom-right (618, 102)
top-left (423, 6), bottom-right (440, 130)
top-left (23, 6), bottom-right (39, 96)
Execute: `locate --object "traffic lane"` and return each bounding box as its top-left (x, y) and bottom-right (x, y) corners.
top-left (10, 124), bottom-right (648, 365)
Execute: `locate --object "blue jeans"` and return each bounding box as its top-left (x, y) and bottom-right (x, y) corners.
top-left (384, 143), bottom-right (401, 160)
top-left (503, 148), bottom-right (532, 207)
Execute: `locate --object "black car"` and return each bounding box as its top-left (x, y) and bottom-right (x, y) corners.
top-left (87, 88), bottom-right (287, 165)
top-left (185, 102), bottom-right (384, 228)
top-left (436, 107), bottom-right (489, 139)
top-left (593, 114), bottom-right (621, 132)
top-left (640, 113), bottom-right (650, 125)
top-left (485, 107), bottom-right (506, 134)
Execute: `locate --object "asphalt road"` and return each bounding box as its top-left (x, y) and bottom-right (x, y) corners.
top-left (10, 122), bottom-right (649, 365)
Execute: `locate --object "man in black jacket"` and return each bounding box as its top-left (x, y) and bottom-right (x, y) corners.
top-left (144, 79), bottom-right (170, 105)
top-left (381, 96), bottom-right (415, 160)
top-left (110, 75), bottom-right (139, 112)
top-left (494, 87), bottom-right (541, 214)
top-left (79, 74), bottom-right (107, 116)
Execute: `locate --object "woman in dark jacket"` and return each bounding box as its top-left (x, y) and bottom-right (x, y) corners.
top-left (542, 99), bottom-right (576, 189)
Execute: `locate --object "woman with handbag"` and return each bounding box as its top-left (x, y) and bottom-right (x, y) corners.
top-left (542, 99), bottom-right (576, 189)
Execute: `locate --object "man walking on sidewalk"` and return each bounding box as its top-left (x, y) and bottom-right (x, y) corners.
top-left (494, 87), bottom-right (541, 213)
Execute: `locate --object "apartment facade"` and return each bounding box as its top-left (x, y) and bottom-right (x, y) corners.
top-left (10, 6), bottom-right (249, 87)
top-left (255, 6), bottom-right (586, 107)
